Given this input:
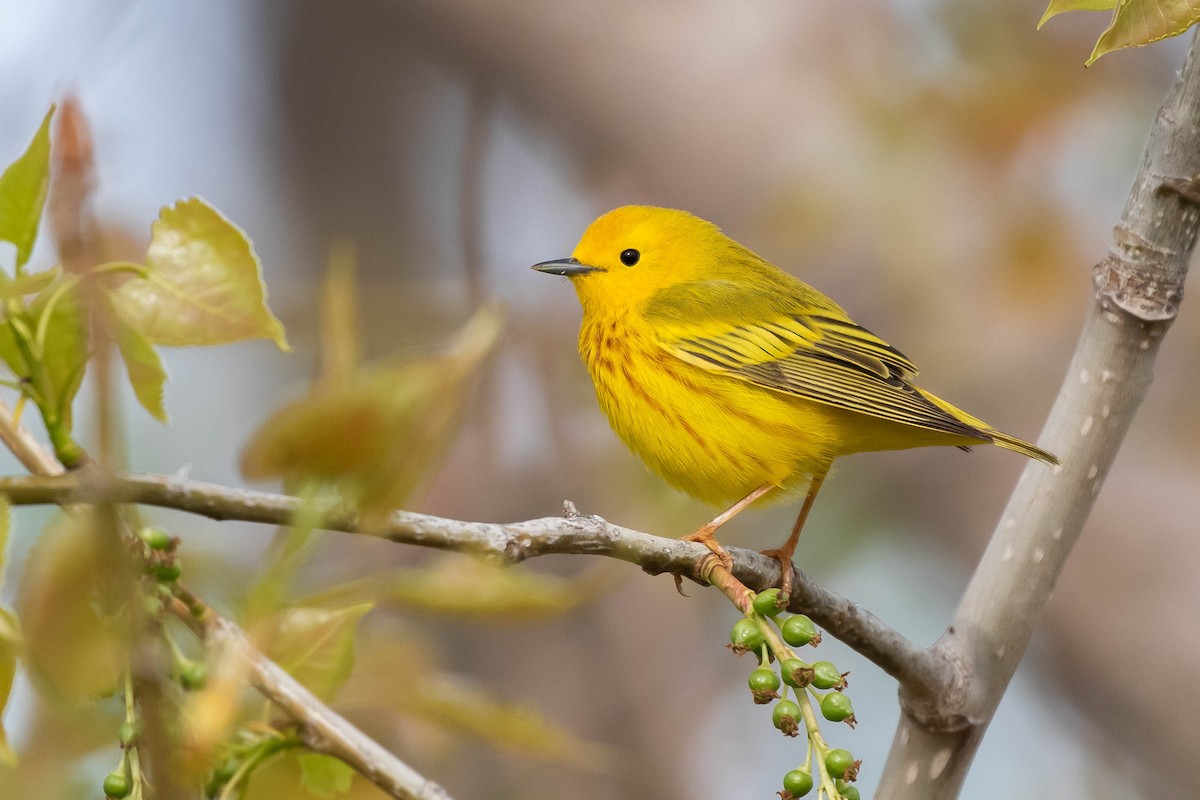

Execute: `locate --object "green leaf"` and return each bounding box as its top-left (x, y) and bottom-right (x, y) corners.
top-left (0, 320), bottom-right (27, 381)
top-left (0, 106), bottom-right (54, 269)
top-left (305, 555), bottom-right (616, 622)
top-left (31, 282), bottom-right (88, 429)
top-left (0, 267), bottom-right (59, 300)
top-left (111, 303), bottom-right (169, 423)
top-left (296, 752), bottom-right (354, 800)
top-left (406, 675), bottom-right (614, 771)
top-left (1038, 0), bottom-right (1117, 28)
top-left (1087, 0), bottom-right (1200, 64)
top-left (318, 245), bottom-right (360, 385)
top-left (110, 197), bottom-right (289, 350)
top-left (0, 607), bottom-right (20, 768)
top-left (256, 603), bottom-right (372, 702)
top-left (17, 510), bottom-right (126, 704)
top-left (240, 303), bottom-right (503, 519)
top-left (0, 496), bottom-right (9, 592)
top-left (242, 486), bottom-right (335, 625)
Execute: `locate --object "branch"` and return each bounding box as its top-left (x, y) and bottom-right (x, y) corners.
top-left (876, 30), bottom-right (1200, 800)
top-left (170, 598), bottom-right (452, 800)
top-left (0, 469), bottom-right (951, 699)
top-left (0, 400), bottom-right (63, 477)
top-left (0, 400), bottom-right (454, 800)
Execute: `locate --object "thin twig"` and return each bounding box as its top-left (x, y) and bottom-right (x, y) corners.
top-left (0, 393), bottom-right (455, 800)
top-left (170, 599), bottom-right (453, 800)
top-left (0, 469), bottom-right (950, 699)
top-left (0, 400), bottom-right (62, 476)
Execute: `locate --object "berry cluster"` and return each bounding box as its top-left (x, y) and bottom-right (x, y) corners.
top-left (102, 526), bottom-right (206, 800)
top-left (728, 588), bottom-right (862, 799)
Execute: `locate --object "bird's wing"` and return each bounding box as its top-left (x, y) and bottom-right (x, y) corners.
top-left (643, 280), bottom-right (986, 440)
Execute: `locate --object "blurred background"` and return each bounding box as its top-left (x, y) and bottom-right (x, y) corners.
top-left (1, 1), bottom-right (1197, 798)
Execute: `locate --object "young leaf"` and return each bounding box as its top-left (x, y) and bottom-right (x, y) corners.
top-left (0, 267), bottom-right (60, 300)
top-left (30, 281), bottom-right (88, 430)
top-left (17, 510), bottom-right (126, 703)
top-left (319, 245), bottom-right (360, 385)
top-left (255, 603), bottom-right (373, 702)
top-left (406, 675), bottom-right (614, 772)
top-left (109, 197), bottom-right (289, 350)
top-left (240, 303), bottom-right (503, 518)
top-left (111, 303), bottom-right (169, 423)
top-left (296, 752), bottom-right (355, 800)
top-left (0, 501), bottom-right (16, 767)
top-left (305, 555), bottom-right (616, 622)
top-left (0, 106), bottom-right (54, 269)
top-left (1088, 0), bottom-right (1200, 64)
top-left (1038, 0), bottom-right (1117, 28)
top-left (0, 495), bottom-right (9, 592)
top-left (0, 607), bottom-right (19, 768)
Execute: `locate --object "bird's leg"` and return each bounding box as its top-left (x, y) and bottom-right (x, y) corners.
top-left (682, 483), bottom-right (775, 572)
top-left (760, 471), bottom-right (826, 599)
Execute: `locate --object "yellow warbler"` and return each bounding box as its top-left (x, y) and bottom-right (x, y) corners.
top-left (533, 206), bottom-right (1056, 591)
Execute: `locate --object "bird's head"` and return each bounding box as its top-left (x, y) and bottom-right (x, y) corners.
top-left (532, 206), bottom-right (738, 315)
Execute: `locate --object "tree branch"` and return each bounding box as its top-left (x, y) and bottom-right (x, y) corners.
top-left (0, 401), bottom-right (455, 799)
top-left (169, 598), bottom-right (453, 800)
top-left (0, 469), bottom-right (952, 700)
top-left (876, 30), bottom-right (1200, 800)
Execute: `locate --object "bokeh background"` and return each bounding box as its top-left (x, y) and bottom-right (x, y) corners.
top-left (1, 1), bottom-right (1197, 798)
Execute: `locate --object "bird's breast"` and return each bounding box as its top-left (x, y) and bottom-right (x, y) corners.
top-left (576, 314), bottom-right (833, 506)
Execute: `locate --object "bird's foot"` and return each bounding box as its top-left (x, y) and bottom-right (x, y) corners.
top-left (682, 526), bottom-right (735, 572)
top-left (758, 545), bottom-right (796, 599)
top-left (672, 526), bottom-right (735, 595)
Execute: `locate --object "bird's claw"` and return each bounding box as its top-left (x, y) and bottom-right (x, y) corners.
top-left (759, 546), bottom-right (795, 598)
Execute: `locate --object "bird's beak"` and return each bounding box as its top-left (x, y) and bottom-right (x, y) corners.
top-left (530, 257), bottom-right (604, 276)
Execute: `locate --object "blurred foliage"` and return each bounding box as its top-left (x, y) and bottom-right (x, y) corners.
top-left (0, 498), bottom-right (16, 768)
top-left (0, 104), bottom-right (610, 800)
top-left (1040, 0), bottom-right (1200, 63)
top-left (303, 553), bottom-right (618, 622)
top-left (16, 510), bottom-right (128, 705)
top-left (240, 250), bottom-right (503, 524)
top-left (0, 108), bottom-right (290, 465)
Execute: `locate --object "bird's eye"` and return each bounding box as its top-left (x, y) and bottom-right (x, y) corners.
top-left (620, 248), bottom-right (640, 267)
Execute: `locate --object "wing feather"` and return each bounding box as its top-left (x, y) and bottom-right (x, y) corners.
top-left (644, 280), bottom-right (988, 441)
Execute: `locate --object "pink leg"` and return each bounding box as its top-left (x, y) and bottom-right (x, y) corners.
top-left (682, 483), bottom-right (775, 570)
top-left (760, 471), bottom-right (827, 598)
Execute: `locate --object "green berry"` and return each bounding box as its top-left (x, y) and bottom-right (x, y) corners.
top-left (772, 699), bottom-right (802, 736)
top-left (748, 667), bottom-right (781, 703)
top-left (780, 658), bottom-right (812, 688)
top-left (821, 691), bottom-right (855, 723)
top-left (752, 588), bottom-right (786, 617)
top-left (179, 660), bottom-right (207, 690)
top-left (782, 768), bottom-right (814, 797)
top-left (824, 749), bottom-right (856, 780)
top-left (103, 767), bottom-right (131, 798)
top-left (139, 526), bottom-right (173, 550)
top-left (781, 614), bottom-right (819, 646)
top-left (118, 720), bottom-right (140, 747)
top-left (836, 780), bottom-right (861, 800)
top-left (729, 618), bottom-right (765, 654)
top-left (811, 661), bottom-right (845, 690)
top-left (155, 562), bottom-right (182, 583)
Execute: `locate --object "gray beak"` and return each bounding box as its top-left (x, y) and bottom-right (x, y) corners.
top-left (531, 257), bottom-right (604, 276)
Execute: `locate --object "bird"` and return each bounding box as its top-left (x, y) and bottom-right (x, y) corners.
top-left (532, 205), bottom-right (1057, 596)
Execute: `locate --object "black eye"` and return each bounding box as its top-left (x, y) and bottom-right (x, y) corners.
top-left (620, 248), bottom-right (640, 266)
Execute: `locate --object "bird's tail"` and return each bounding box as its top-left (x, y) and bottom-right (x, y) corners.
top-left (985, 429), bottom-right (1058, 465)
top-left (916, 388), bottom-right (1059, 465)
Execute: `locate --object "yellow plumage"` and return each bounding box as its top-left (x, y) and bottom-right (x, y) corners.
top-left (533, 206), bottom-right (1056, 582)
